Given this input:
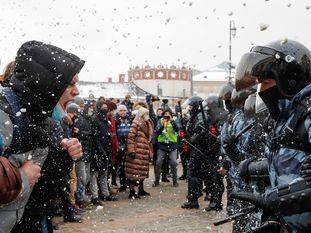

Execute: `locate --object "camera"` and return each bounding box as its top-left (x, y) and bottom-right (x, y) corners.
top-left (146, 94), bottom-right (160, 103)
top-left (163, 116), bottom-right (171, 120)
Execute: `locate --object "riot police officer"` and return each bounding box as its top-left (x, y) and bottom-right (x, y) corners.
top-left (203, 95), bottom-right (226, 211)
top-left (181, 96), bottom-right (219, 209)
top-left (234, 39), bottom-right (311, 232)
top-left (219, 85), bottom-right (261, 232)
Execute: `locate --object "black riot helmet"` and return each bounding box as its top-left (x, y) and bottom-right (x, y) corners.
top-left (219, 82), bottom-right (234, 113)
top-left (185, 96), bottom-right (203, 117)
top-left (187, 96), bottom-right (203, 107)
top-left (203, 95), bottom-right (227, 125)
top-left (235, 39), bottom-right (311, 98)
top-left (204, 95), bottom-right (220, 109)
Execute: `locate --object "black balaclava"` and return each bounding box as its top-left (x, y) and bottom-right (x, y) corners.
top-left (224, 100), bottom-right (233, 113)
top-left (258, 85), bottom-right (284, 120)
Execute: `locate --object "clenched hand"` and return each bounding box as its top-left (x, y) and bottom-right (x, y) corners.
top-left (60, 138), bottom-right (83, 160)
top-left (21, 160), bottom-right (41, 187)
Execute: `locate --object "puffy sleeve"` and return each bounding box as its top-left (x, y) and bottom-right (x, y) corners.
top-left (127, 119), bottom-right (138, 153)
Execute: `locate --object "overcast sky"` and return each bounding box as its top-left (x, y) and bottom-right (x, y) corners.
top-left (0, 0), bottom-right (310, 82)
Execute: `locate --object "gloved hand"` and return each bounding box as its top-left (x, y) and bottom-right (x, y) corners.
top-left (239, 157), bottom-right (256, 182)
top-left (223, 135), bottom-right (238, 148)
top-left (128, 152), bottom-right (136, 159)
top-left (231, 178), bottom-right (311, 217)
top-left (301, 156), bottom-right (311, 179)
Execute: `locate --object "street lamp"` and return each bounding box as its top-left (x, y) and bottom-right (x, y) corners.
top-left (229, 20), bottom-right (237, 82)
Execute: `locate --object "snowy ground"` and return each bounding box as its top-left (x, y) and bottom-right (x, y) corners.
top-left (56, 163), bottom-right (232, 233)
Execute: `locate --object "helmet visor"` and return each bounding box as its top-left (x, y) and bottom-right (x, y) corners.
top-left (244, 93), bottom-right (256, 118)
top-left (219, 82), bottom-right (234, 101)
top-left (255, 85), bottom-right (267, 113)
top-left (235, 49), bottom-right (277, 91)
top-left (181, 99), bottom-right (190, 109)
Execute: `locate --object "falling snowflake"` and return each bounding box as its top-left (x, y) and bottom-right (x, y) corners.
top-left (259, 24), bottom-right (269, 31)
top-left (165, 17), bottom-right (171, 24)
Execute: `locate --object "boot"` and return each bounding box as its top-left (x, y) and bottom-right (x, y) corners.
top-left (162, 176), bottom-right (170, 182)
top-left (91, 198), bottom-right (103, 206)
top-left (138, 181), bottom-right (150, 196)
top-left (204, 202), bottom-right (222, 212)
top-left (181, 200), bottom-right (199, 209)
top-left (129, 189), bottom-right (140, 199)
top-left (152, 181), bottom-right (159, 187)
top-left (64, 213), bottom-right (83, 223)
top-left (119, 186), bottom-right (127, 192)
top-left (179, 174), bottom-right (187, 180)
top-left (101, 195), bottom-right (118, 201)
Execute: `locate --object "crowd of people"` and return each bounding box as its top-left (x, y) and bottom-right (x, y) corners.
top-left (1, 38), bottom-right (311, 233)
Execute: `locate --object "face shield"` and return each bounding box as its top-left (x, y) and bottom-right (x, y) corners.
top-left (219, 83), bottom-right (234, 101)
top-left (201, 99), bottom-right (209, 111)
top-left (181, 99), bottom-right (190, 109)
top-left (203, 96), bottom-right (219, 109)
top-left (235, 46), bottom-right (283, 91)
top-left (244, 93), bottom-right (256, 118)
top-left (255, 84), bottom-right (268, 113)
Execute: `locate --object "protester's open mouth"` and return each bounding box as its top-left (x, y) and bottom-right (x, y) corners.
top-left (64, 99), bottom-right (74, 110)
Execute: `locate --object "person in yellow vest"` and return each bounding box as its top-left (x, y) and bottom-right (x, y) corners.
top-left (153, 109), bottom-right (180, 187)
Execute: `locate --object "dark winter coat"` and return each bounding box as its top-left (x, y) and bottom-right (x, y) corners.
top-left (75, 113), bottom-right (92, 162)
top-left (20, 118), bottom-right (70, 214)
top-left (90, 111), bottom-right (112, 172)
top-left (12, 117), bottom-right (74, 233)
top-left (125, 115), bottom-right (154, 182)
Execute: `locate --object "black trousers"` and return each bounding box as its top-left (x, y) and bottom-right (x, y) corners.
top-left (187, 153), bottom-right (223, 205)
top-left (187, 154), bottom-right (212, 202)
top-left (180, 150), bottom-right (189, 177)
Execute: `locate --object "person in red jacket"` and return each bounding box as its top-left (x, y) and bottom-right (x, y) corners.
top-left (106, 101), bottom-right (119, 187)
